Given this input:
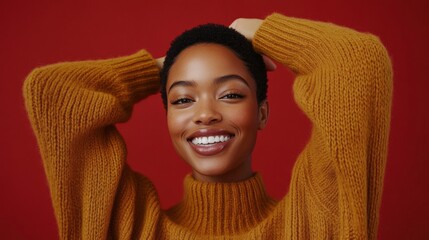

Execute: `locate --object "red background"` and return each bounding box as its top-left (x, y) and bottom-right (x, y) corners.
top-left (1, 0), bottom-right (428, 239)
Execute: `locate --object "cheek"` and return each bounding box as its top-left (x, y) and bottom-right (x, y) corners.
top-left (167, 110), bottom-right (191, 138)
top-left (225, 104), bottom-right (260, 132)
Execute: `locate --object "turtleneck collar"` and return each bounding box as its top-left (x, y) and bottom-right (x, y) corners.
top-left (166, 173), bottom-right (277, 236)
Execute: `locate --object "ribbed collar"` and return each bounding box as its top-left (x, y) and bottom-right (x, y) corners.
top-left (166, 173), bottom-right (277, 236)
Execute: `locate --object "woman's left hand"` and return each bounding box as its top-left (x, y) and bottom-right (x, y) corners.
top-left (229, 18), bottom-right (276, 71)
top-left (229, 18), bottom-right (262, 41)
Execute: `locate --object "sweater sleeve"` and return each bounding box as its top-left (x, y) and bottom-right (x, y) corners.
top-left (253, 14), bottom-right (393, 239)
top-left (23, 50), bottom-right (161, 239)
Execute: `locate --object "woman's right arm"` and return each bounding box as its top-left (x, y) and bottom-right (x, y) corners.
top-left (23, 50), bottom-right (161, 239)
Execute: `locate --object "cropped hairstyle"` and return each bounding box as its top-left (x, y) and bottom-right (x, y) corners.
top-left (160, 24), bottom-right (268, 109)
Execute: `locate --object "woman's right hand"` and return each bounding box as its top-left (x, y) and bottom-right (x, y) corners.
top-left (156, 56), bottom-right (165, 69)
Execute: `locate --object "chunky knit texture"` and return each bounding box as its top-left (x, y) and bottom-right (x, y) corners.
top-left (23, 13), bottom-right (393, 239)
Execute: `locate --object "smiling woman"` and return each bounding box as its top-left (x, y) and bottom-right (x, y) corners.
top-left (160, 23), bottom-right (270, 184)
top-left (166, 43), bottom-right (268, 183)
top-left (23, 12), bottom-right (392, 239)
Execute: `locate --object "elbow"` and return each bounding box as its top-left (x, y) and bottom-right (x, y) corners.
top-left (23, 63), bottom-right (65, 106)
top-left (23, 67), bottom-right (50, 124)
top-left (23, 65), bottom-right (58, 118)
top-left (343, 34), bottom-right (393, 92)
top-left (364, 34), bottom-right (393, 78)
top-left (364, 35), bottom-right (393, 95)
top-left (23, 68), bottom-right (41, 108)
top-left (353, 34), bottom-right (393, 111)
top-left (23, 67), bottom-right (51, 107)
top-left (23, 68), bottom-right (45, 129)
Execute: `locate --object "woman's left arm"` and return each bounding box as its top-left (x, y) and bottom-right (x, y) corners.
top-left (232, 14), bottom-right (393, 239)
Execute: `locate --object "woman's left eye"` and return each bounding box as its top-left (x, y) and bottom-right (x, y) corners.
top-left (220, 93), bottom-right (244, 99)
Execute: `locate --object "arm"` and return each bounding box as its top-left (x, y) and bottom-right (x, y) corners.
top-left (23, 50), bottom-right (161, 239)
top-left (233, 14), bottom-right (393, 239)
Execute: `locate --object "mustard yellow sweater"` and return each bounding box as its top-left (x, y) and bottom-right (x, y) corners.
top-left (23, 13), bottom-right (393, 239)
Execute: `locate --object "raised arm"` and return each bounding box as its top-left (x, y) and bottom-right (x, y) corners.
top-left (232, 13), bottom-right (393, 239)
top-left (23, 50), bottom-right (161, 239)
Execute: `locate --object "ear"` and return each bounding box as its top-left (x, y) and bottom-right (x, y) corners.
top-left (257, 100), bottom-right (269, 130)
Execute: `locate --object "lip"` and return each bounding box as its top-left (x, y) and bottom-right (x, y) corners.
top-left (187, 128), bottom-right (234, 140)
top-left (187, 128), bottom-right (235, 156)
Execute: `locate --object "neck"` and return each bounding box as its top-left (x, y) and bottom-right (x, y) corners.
top-left (192, 158), bottom-right (253, 183)
top-left (166, 173), bottom-right (277, 235)
top-left (192, 168), bottom-right (254, 183)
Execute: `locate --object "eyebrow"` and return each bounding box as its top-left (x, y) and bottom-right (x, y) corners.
top-left (168, 74), bottom-right (250, 94)
top-left (214, 74), bottom-right (250, 88)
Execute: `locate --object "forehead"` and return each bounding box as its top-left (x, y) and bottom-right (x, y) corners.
top-left (167, 43), bottom-right (255, 88)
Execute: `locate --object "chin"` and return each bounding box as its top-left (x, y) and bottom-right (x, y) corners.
top-left (192, 160), bottom-right (232, 177)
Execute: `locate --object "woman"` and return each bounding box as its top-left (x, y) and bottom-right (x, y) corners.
top-left (23, 13), bottom-right (392, 239)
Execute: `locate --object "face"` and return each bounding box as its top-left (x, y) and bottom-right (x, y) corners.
top-left (166, 43), bottom-right (268, 182)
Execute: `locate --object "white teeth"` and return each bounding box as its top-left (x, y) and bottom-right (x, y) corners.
top-left (191, 135), bottom-right (232, 145)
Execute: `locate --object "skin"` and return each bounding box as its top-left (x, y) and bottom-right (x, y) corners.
top-left (166, 43), bottom-right (269, 182)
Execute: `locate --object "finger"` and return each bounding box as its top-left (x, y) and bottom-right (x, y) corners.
top-left (262, 55), bottom-right (277, 71)
top-left (229, 19), bottom-right (239, 29)
top-left (156, 56), bottom-right (165, 69)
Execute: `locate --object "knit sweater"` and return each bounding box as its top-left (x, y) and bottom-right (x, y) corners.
top-left (23, 13), bottom-right (393, 239)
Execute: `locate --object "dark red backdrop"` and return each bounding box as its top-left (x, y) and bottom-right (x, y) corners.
top-left (1, 0), bottom-right (428, 239)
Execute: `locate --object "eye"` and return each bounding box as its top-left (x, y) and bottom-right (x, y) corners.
top-left (171, 98), bottom-right (194, 105)
top-left (220, 93), bottom-right (244, 99)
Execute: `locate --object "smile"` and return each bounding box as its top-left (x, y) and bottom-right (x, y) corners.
top-left (187, 129), bottom-right (235, 156)
top-left (191, 135), bottom-right (231, 145)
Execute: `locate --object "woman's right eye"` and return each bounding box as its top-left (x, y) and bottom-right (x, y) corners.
top-left (171, 98), bottom-right (193, 105)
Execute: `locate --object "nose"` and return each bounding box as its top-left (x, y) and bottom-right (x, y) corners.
top-left (192, 99), bottom-right (222, 125)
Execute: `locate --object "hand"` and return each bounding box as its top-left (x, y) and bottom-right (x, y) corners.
top-left (156, 18), bottom-right (276, 72)
top-left (229, 18), bottom-right (276, 71)
top-left (156, 56), bottom-right (165, 69)
top-left (229, 18), bottom-right (263, 41)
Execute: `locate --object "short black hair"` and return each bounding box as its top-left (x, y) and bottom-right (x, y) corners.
top-left (160, 23), bottom-right (268, 109)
